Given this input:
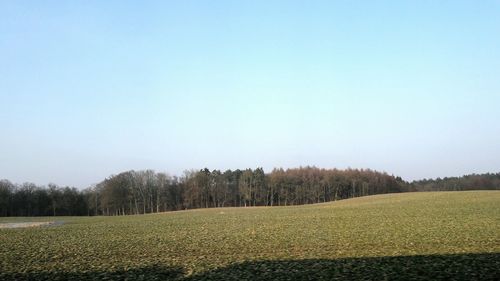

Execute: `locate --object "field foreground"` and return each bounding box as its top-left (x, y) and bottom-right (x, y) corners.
top-left (1, 191), bottom-right (499, 280)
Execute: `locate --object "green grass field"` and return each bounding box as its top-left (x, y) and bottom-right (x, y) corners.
top-left (1, 191), bottom-right (499, 280)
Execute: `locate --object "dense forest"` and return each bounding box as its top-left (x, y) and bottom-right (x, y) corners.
top-left (1, 168), bottom-right (499, 217)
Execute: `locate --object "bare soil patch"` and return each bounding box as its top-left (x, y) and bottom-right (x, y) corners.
top-left (0, 221), bottom-right (62, 229)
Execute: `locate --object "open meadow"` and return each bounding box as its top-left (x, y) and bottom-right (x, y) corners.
top-left (1, 191), bottom-right (499, 280)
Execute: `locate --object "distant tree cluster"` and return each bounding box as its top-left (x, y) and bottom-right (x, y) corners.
top-left (1, 169), bottom-right (499, 217)
top-left (86, 167), bottom-right (405, 216)
top-left (409, 173), bottom-right (500, 192)
top-left (0, 180), bottom-right (87, 217)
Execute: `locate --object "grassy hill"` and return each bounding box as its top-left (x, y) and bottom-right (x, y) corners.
top-left (1, 191), bottom-right (499, 280)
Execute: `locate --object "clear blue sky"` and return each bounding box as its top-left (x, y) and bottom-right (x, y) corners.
top-left (1, 1), bottom-right (499, 188)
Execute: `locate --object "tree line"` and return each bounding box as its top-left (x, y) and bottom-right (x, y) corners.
top-left (0, 181), bottom-right (87, 217)
top-left (1, 168), bottom-right (499, 216)
top-left (408, 173), bottom-right (500, 192)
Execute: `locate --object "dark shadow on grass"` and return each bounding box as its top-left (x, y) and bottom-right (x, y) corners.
top-left (185, 253), bottom-right (500, 281)
top-left (1, 253), bottom-right (498, 281)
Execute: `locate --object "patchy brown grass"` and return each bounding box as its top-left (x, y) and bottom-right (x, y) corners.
top-left (1, 191), bottom-right (499, 280)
